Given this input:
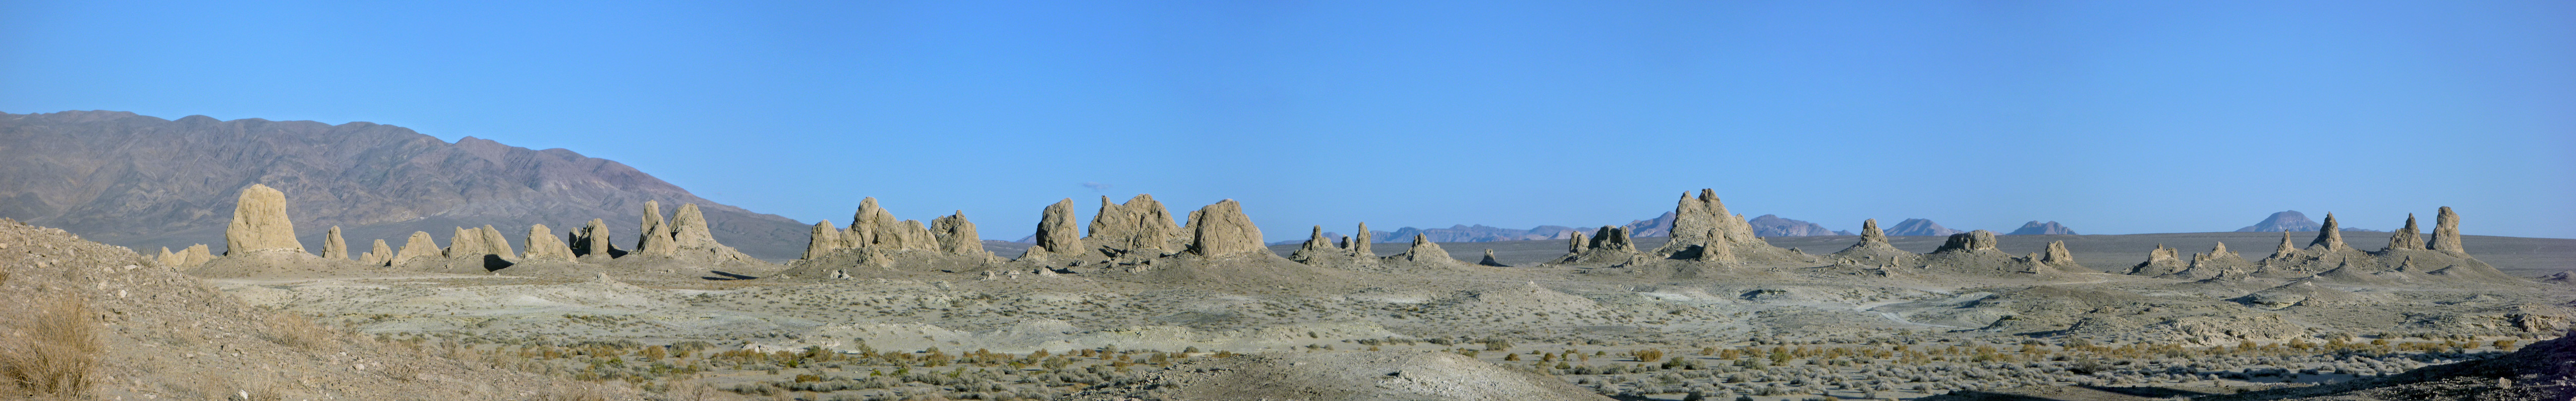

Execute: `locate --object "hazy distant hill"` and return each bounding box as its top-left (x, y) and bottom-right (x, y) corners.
top-left (0, 110), bottom-right (812, 260)
top-left (2235, 210), bottom-right (2381, 233)
top-left (1883, 218), bottom-right (1964, 236)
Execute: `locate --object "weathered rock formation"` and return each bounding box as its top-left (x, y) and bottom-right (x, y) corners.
top-left (2253, 208), bottom-right (2516, 284)
top-left (1933, 230), bottom-right (2001, 253)
top-left (522, 224), bottom-right (575, 261)
top-left (392, 231), bottom-right (437, 266)
top-left (2386, 214), bottom-right (2423, 251)
top-left (1635, 189), bottom-right (1810, 265)
top-left (1289, 226), bottom-right (1338, 263)
top-left (155, 247), bottom-right (182, 267)
top-left (634, 200), bottom-right (677, 256)
top-left (572, 219), bottom-right (615, 258)
top-left (2161, 242), bottom-right (2252, 280)
top-left (1883, 218), bottom-right (1963, 236)
top-left (1479, 249), bottom-right (1509, 267)
top-left (323, 226), bottom-right (348, 259)
top-left (1387, 234), bottom-right (1455, 264)
top-left (2039, 240), bottom-right (2083, 270)
top-left (930, 211), bottom-right (986, 257)
top-left (478, 225), bottom-right (515, 259)
top-left (656, 203), bottom-right (758, 262)
top-left (2006, 221), bottom-right (2078, 235)
top-left (804, 221), bottom-right (842, 260)
top-left (1087, 195), bottom-right (1185, 256)
top-left (1029, 199), bottom-right (1083, 257)
top-left (362, 239), bottom-right (392, 266)
top-left (181, 244), bottom-right (212, 267)
top-left (2431, 206), bottom-right (2463, 252)
top-left (2128, 244), bottom-right (2188, 277)
top-left (224, 184), bottom-right (305, 255)
top-left (1185, 200), bottom-right (1264, 257)
top-left (445, 227), bottom-right (487, 258)
top-left (1553, 226), bottom-right (1641, 264)
top-left (1829, 219), bottom-right (1918, 268)
top-left (1347, 223), bottom-right (1374, 258)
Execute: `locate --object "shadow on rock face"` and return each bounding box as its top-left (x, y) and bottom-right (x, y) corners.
top-left (482, 254), bottom-right (514, 271)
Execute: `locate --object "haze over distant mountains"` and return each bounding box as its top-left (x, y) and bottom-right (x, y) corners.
top-left (0, 111), bottom-right (812, 260)
top-left (2235, 210), bottom-right (2382, 233)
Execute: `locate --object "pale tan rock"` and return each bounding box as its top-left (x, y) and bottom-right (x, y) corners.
top-left (155, 247), bottom-right (181, 267)
top-left (479, 225), bottom-right (515, 258)
top-left (181, 244), bottom-right (212, 267)
top-left (2275, 231), bottom-right (2297, 254)
top-left (1859, 218), bottom-right (1888, 244)
top-left (1185, 200), bottom-right (1264, 257)
top-left (1589, 226), bottom-right (1637, 253)
top-left (1650, 191), bottom-right (1717, 256)
top-left (2431, 206), bottom-right (2464, 252)
top-left (323, 226), bottom-right (348, 260)
top-left (2309, 213), bottom-right (2346, 250)
top-left (636, 201), bottom-right (678, 256)
top-left (1935, 230), bottom-right (2000, 253)
top-left (523, 224), bottom-right (575, 261)
top-left (224, 184), bottom-right (305, 254)
top-left (805, 221), bottom-right (843, 260)
top-left (930, 211), bottom-right (985, 256)
top-left (364, 239), bottom-right (393, 266)
top-left (1087, 195), bottom-right (1181, 255)
top-left (1347, 222), bottom-right (1374, 258)
top-left (636, 200), bottom-right (675, 255)
top-left (1033, 198), bottom-right (1083, 256)
top-left (1479, 249), bottom-right (1509, 267)
top-left (1565, 230), bottom-right (1589, 254)
top-left (446, 227), bottom-right (484, 258)
top-left (847, 197), bottom-right (901, 250)
top-left (2387, 213), bottom-right (2423, 251)
top-left (574, 218), bottom-right (615, 257)
top-left (670, 203), bottom-right (718, 250)
top-left (1391, 234), bottom-right (1454, 263)
top-left (1291, 225), bottom-right (1337, 262)
top-left (2041, 240), bottom-right (2080, 269)
top-left (2128, 244), bottom-right (2185, 276)
top-left (393, 231), bottom-right (438, 265)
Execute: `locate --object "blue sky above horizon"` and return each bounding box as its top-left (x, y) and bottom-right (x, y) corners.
top-left (5, 0), bottom-right (2573, 240)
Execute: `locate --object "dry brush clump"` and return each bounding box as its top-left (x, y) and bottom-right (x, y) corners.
top-left (0, 296), bottom-right (103, 398)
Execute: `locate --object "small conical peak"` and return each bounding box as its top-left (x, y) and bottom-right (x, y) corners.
top-left (2430, 206), bottom-right (2464, 252)
top-left (2212, 242), bottom-right (2229, 254)
top-left (2310, 212), bottom-right (2346, 249)
top-left (1859, 218), bottom-right (1886, 243)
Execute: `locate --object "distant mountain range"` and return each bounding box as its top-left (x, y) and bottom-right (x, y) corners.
top-left (1246, 214), bottom-right (1852, 246)
top-left (0, 111), bottom-right (813, 260)
top-left (2235, 210), bottom-right (2382, 233)
top-left (1884, 218), bottom-right (1964, 236)
top-left (2006, 221), bottom-right (2077, 235)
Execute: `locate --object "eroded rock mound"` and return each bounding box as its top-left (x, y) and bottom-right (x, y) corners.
top-left (223, 184), bottom-right (304, 255)
top-left (1028, 198), bottom-right (1083, 258)
top-left (522, 224), bottom-right (574, 261)
top-left (2252, 208), bottom-right (2518, 285)
top-left (1185, 200), bottom-right (1264, 257)
top-left (1087, 195), bottom-right (1184, 257)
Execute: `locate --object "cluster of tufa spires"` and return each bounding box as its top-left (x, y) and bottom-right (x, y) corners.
top-left (187, 184), bottom-right (756, 272)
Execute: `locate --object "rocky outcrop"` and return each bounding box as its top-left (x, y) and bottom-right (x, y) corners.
top-left (1883, 218), bottom-right (1963, 236)
top-left (2308, 213), bottom-right (2347, 251)
top-left (572, 219), bottom-right (615, 258)
top-left (1030, 199), bottom-right (1083, 257)
top-left (2164, 242), bottom-right (2252, 280)
top-left (1388, 234), bottom-right (1455, 263)
top-left (1553, 226), bottom-right (1642, 264)
top-left (2235, 210), bottom-right (2322, 232)
top-left (1933, 230), bottom-right (2000, 253)
top-left (1479, 250), bottom-right (1509, 267)
top-left (224, 184), bottom-right (305, 255)
top-left (804, 221), bottom-right (842, 260)
top-left (522, 224), bottom-right (574, 261)
top-left (445, 226), bottom-right (486, 258)
top-left (2386, 214), bottom-right (2423, 251)
top-left (323, 226), bottom-right (348, 259)
top-left (155, 247), bottom-right (182, 267)
top-left (1185, 200), bottom-right (1264, 257)
top-left (843, 198), bottom-right (939, 252)
top-left (2006, 221), bottom-right (2078, 235)
top-left (2431, 206), bottom-right (2463, 252)
top-left (478, 225), bottom-right (515, 259)
top-left (634, 200), bottom-right (677, 256)
top-left (392, 231), bottom-right (437, 266)
top-left (362, 239), bottom-right (392, 266)
top-left (1347, 223), bottom-right (1374, 258)
top-left (1290, 226), bottom-right (1338, 262)
top-left (2128, 244), bottom-right (2187, 277)
top-left (1829, 219), bottom-right (1918, 268)
top-left (1637, 189), bottom-right (1808, 264)
top-left (1087, 195), bottom-right (1184, 256)
top-left (2039, 240), bottom-right (2082, 270)
top-left (661, 203), bottom-right (758, 262)
top-left (930, 211), bottom-right (986, 256)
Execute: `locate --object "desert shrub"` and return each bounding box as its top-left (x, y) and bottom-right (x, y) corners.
top-left (262, 313), bottom-right (338, 350)
top-left (0, 296), bottom-right (102, 397)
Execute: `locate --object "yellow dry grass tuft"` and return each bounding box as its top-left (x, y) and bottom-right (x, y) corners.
top-left (261, 312), bottom-right (339, 350)
top-left (0, 296), bottom-right (103, 398)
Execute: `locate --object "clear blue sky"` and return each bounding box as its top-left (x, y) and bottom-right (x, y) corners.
top-left (6, 0), bottom-right (2572, 240)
